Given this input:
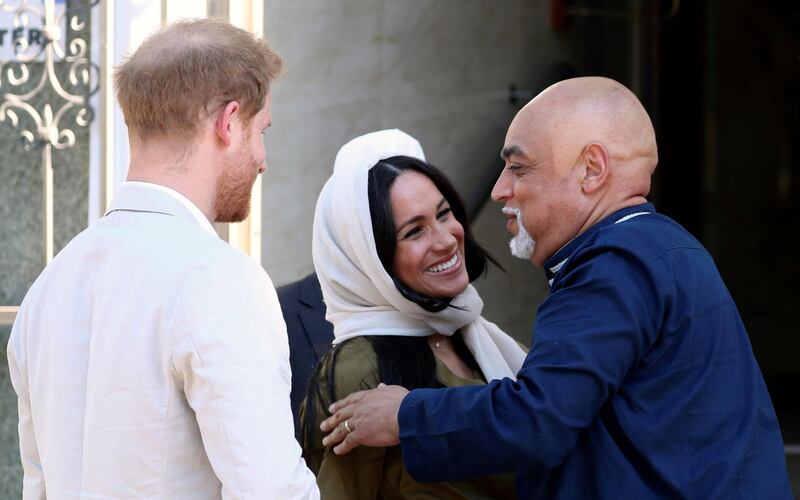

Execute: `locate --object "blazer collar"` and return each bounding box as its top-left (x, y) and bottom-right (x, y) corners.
top-left (105, 182), bottom-right (216, 235)
top-left (298, 273), bottom-right (325, 309)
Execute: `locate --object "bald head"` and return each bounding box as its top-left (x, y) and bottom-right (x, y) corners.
top-left (494, 77), bottom-right (659, 266)
top-left (508, 77), bottom-right (657, 185)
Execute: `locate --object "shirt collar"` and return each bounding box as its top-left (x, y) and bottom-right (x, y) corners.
top-left (543, 203), bottom-right (655, 285)
top-left (120, 181), bottom-right (216, 235)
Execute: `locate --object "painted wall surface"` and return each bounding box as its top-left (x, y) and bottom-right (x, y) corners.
top-left (262, 0), bottom-right (585, 343)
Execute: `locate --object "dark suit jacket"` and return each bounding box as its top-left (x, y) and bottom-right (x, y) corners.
top-left (277, 273), bottom-right (334, 439)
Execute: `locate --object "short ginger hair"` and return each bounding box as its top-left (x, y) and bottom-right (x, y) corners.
top-left (114, 18), bottom-right (282, 142)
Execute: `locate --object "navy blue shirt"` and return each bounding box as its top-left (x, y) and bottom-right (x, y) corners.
top-left (398, 204), bottom-right (791, 498)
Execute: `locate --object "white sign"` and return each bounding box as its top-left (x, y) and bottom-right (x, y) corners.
top-left (0, 0), bottom-right (67, 62)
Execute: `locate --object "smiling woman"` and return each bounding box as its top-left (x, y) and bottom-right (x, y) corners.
top-left (300, 129), bottom-right (526, 499)
top-left (389, 170), bottom-right (469, 298)
top-left (368, 156), bottom-right (492, 312)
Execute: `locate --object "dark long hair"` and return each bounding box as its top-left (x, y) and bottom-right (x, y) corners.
top-left (301, 155), bottom-right (498, 461)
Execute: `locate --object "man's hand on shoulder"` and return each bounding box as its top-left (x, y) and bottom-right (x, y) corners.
top-left (320, 384), bottom-right (409, 455)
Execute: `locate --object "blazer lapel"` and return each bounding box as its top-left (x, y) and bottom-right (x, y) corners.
top-left (297, 274), bottom-right (334, 359)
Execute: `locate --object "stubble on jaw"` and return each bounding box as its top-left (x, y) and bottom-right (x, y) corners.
top-left (214, 152), bottom-right (257, 223)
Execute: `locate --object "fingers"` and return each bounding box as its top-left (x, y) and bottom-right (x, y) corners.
top-left (333, 429), bottom-right (360, 455)
top-left (320, 390), bottom-right (366, 432)
top-left (321, 418), bottom-right (351, 448)
top-left (329, 390), bottom-right (363, 413)
top-left (320, 404), bottom-right (354, 433)
top-left (320, 386), bottom-right (400, 454)
top-left (320, 393), bottom-right (360, 448)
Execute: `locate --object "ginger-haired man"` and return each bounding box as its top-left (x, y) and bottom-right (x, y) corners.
top-left (8, 19), bottom-right (319, 498)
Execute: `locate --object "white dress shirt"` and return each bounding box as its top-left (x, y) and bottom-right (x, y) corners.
top-left (7, 182), bottom-right (319, 499)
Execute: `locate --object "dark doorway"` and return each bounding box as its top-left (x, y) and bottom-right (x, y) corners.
top-left (653, 0), bottom-right (800, 489)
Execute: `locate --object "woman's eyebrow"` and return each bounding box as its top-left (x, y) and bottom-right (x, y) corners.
top-left (397, 198), bottom-right (447, 233)
top-left (397, 215), bottom-right (424, 233)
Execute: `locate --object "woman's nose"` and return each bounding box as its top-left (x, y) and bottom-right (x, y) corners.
top-left (431, 225), bottom-right (457, 251)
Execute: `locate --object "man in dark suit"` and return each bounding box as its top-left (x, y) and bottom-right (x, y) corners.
top-left (277, 273), bottom-right (334, 438)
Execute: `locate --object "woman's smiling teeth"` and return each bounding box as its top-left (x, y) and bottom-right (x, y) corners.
top-left (426, 254), bottom-right (459, 273)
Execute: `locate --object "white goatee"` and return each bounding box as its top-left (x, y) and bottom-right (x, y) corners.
top-left (503, 207), bottom-right (535, 260)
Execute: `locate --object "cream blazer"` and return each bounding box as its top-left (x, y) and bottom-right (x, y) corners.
top-left (7, 182), bottom-right (319, 499)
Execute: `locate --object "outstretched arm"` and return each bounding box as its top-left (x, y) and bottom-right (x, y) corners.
top-left (322, 247), bottom-right (663, 481)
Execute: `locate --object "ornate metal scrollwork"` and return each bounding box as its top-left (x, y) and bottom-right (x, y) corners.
top-left (0, 0), bottom-right (100, 151)
top-left (0, 0), bottom-right (100, 262)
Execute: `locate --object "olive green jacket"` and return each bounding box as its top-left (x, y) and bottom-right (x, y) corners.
top-left (302, 337), bottom-right (517, 500)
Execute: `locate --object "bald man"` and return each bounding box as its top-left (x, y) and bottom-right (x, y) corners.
top-left (7, 20), bottom-right (318, 498)
top-left (319, 78), bottom-right (792, 498)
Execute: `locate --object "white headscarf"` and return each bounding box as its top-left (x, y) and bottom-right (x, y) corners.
top-left (312, 129), bottom-right (525, 381)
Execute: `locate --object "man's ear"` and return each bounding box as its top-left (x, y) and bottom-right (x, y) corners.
top-left (580, 143), bottom-right (609, 194)
top-left (215, 101), bottom-right (240, 147)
